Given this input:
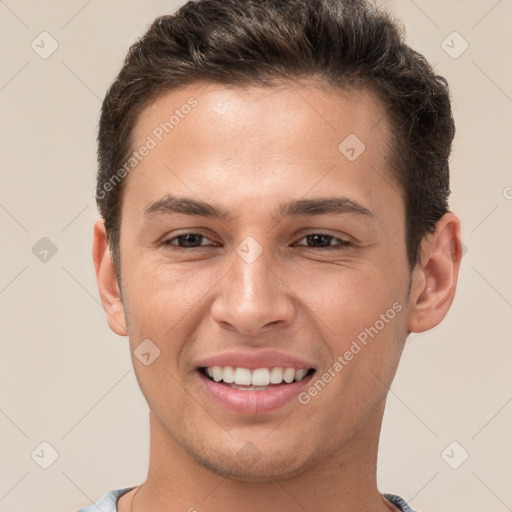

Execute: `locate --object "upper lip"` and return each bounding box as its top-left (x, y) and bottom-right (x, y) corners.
top-left (195, 349), bottom-right (316, 370)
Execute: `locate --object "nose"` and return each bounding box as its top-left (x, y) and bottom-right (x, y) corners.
top-left (210, 241), bottom-right (296, 336)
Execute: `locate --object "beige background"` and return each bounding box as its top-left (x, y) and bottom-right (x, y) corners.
top-left (0, 1), bottom-right (511, 511)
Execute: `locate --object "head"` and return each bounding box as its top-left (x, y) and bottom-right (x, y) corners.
top-left (93, 0), bottom-right (461, 482)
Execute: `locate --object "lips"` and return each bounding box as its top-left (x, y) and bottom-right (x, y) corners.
top-left (195, 350), bottom-right (317, 413)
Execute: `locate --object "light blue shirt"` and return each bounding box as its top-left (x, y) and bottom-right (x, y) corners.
top-left (76, 487), bottom-right (419, 511)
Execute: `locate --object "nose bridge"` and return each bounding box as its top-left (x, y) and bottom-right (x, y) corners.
top-left (211, 236), bottom-right (294, 334)
top-left (233, 237), bottom-right (274, 302)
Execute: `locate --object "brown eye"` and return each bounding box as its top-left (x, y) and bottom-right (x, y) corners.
top-left (295, 233), bottom-right (351, 250)
top-left (162, 232), bottom-right (214, 249)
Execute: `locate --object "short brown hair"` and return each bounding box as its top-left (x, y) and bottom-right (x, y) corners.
top-left (96, 0), bottom-right (455, 273)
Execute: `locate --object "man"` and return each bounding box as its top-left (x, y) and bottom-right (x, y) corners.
top-left (83, 0), bottom-right (462, 510)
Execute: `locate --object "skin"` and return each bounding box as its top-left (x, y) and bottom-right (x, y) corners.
top-left (93, 80), bottom-right (462, 512)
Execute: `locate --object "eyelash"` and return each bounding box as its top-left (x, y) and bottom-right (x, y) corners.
top-left (161, 231), bottom-right (352, 251)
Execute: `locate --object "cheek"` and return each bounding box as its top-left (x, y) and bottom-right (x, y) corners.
top-left (299, 266), bottom-right (408, 400)
top-left (296, 263), bottom-right (405, 336)
top-left (124, 260), bottom-right (213, 328)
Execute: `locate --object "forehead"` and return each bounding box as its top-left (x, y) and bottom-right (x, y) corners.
top-left (133, 80), bottom-right (392, 157)
top-left (126, 81), bottom-right (400, 219)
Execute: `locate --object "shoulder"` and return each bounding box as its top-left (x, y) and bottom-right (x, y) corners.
top-left (75, 487), bottom-right (136, 512)
top-left (383, 493), bottom-right (420, 512)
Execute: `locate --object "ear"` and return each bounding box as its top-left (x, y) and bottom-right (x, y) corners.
top-left (407, 212), bottom-right (462, 333)
top-left (92, 218), bottom-right (128, 336)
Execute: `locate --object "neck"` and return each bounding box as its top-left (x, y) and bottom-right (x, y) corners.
top-left (131, 402), bottom-right (395, 512)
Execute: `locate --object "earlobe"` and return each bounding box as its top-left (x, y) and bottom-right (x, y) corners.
top-left (407, 213), bottom-right (462, 333)
top-left (92, 218), bottom-right (128, 336)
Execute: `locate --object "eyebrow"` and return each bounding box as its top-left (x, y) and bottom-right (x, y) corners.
top-left (143, 195), bottom-right (374, 221)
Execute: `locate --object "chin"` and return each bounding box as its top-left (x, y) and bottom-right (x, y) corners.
top-left (178, 433), bottom-right (318, 482)
top-left (195, 450), bottom-right (315, 482)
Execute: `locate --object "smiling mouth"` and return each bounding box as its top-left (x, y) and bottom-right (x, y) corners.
top-left (199, 366), bottom-right (316, 390)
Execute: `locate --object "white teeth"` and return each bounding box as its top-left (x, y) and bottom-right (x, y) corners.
top-left (269, 367), bottom-right (283, 384)
top-left (204, 366), bottom-right (311, 386)
top-left (222, 366), bottom-right (235, 383)
top-left (294, 369), bottom-right (307, 381)
top-left (251, 368), bottom-right (270, 386)
top-left (233, 367), bottom-right (252, 385)
top-left (211, 366), bottom-right (223, 382)
top-left (283, 368), bottom-right (296, 383)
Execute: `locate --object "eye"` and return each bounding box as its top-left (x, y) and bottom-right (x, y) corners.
top-left (294, 232), bottom-right (351, 250)
top-left (162, 231), bottom-right (216, 249)
top-left (161, 231), bottom-right (351, 251)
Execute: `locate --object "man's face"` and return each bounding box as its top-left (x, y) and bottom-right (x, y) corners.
top-left (116, 81), bottom-right (412, 480)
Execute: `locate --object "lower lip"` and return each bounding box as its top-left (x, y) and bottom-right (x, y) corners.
top-left (199, 371), bottom-right (315, 413)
